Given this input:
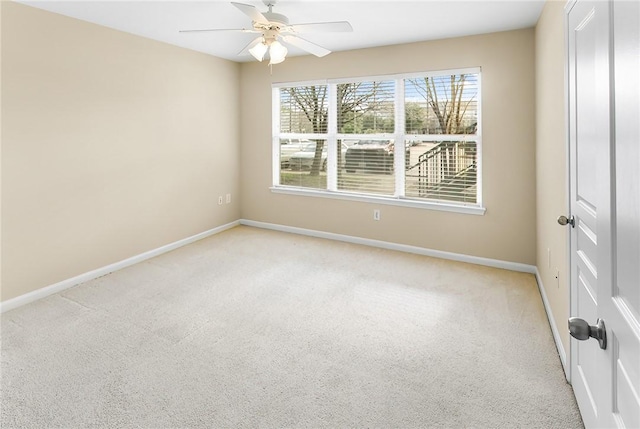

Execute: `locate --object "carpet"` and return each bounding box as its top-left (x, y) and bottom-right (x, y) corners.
top-left (1, 226), bottom-right (583, 428)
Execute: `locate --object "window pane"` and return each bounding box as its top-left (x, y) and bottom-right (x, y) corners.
top-left (279, 138), bottom-right (311, 170)
top-left (274, 70), bottom-right (481, 207)
top-left (405, 140), bottom-right (477, 203)
top-left (280, 85), bottom-right (328, 133)
top-left (338, 139), bottom-right (396, 196)
top-left (405, 74), bottom-right (478, 135)
top-left (280, 139), bottom-right (327, 190)
top-left (338, 81), bottom-right (395, 134)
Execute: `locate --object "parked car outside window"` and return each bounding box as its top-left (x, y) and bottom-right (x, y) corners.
top-left (289, 142), bottom-right (349, 171)
top-left (344, 140), bottom-right (395, 174)
top-left (280, 139), bottom-right (310, 168)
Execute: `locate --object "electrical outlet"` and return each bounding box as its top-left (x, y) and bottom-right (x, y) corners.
top-left (226, 194), bottom-right (231, 204)
top-left (218, 196), bottom-right (223, 205)
top-left (373, 209), bottom-right (381, 221)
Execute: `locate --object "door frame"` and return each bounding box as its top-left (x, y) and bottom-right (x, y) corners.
top-left (563, 0), bottom-right (576, 384)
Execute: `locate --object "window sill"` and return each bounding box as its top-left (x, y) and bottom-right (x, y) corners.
top-left (270, 186), bottom-right (486, 216)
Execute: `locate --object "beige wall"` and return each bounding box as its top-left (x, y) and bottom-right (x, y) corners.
top-left (535, 0), bottom-right (570, 355)
top-left (1, 3), bottom-right (560, 312)
top-left (1, 2), bottom-right (240, 302)
top-left (240, 29), bottom-right (537, 265)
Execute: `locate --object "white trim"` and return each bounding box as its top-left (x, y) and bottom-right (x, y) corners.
top-left (272, 67), bottom-right (482, 87)
top-left (270, 186), bottom-right (486, 215)
top-left (327, 83), bottom-right (338, 191)
top-left (335, 133), bottom-right (396, 140)
top-left (240, 219), bottom-right (534, 273)
top-left (402, 134), bottom-right (478, 142)
top-left (279, 133), bottom-right (327, 140)
top-left (394, 78), bottom-right (406, 197)
top-left (564, 0), bottom-right (576, 387)
top-left (401, 67), bottom-right (482, 81)
top-left (0, 221), bottom-right (240, 314)
top-left (475, 71), bottom-right (483, 208)
top-left (535, 268), bottom-right (569, 381)
top-left (272, 79), bottom-right (327, 89)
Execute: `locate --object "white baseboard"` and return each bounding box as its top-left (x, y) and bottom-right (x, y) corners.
top-left (2, 218), bottom-right (544, 320)
top-left (240, 219), bottom-right (537, 274)
top-left (3, 217), bottom-right (569, 381)
top-left (534, 268), bottom-right (569, 381)
top-left (0, 221), bottom-right (240, 314)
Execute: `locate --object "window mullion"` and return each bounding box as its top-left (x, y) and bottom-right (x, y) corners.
top-left (327, 83), bottom-right (338, 191)
top-left (394, 79), bottom-right (405, 197)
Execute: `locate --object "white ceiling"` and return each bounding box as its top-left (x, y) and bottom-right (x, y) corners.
top-left (19, 0), bottom-right (546, 62)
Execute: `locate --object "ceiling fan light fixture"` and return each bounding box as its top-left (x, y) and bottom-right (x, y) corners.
top-left (268, 40), bottom-right (287, 65)
top-left (180, 2), bottom-right (352, 65)
top-left (248, 41), bottom-right (268, 61)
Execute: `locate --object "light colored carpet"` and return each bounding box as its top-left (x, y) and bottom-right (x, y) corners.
top-left (1, 226), bottom-right (583, 428)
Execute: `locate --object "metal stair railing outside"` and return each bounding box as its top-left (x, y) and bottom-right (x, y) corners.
top-left (406, 141), bottom-right (476, 197)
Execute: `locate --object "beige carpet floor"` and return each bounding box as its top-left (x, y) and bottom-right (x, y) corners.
top-left (1, 225), bottom-right (583, 428)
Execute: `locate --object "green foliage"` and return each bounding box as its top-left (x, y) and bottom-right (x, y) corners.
top-left (405, 102), bottom-right (426, 134)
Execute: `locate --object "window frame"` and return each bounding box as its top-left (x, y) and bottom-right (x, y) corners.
top-left (271, 68), bottom-right (485, 216)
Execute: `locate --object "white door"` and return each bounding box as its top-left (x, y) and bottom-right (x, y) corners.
top-left (567, 1), bottom-right (640, 428)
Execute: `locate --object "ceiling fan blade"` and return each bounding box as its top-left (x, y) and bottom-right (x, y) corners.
top-left (231, 2), bottom-right (269, 25)
top-left (179, 28), bottom-right (257, 33)
top-left (282, 35), bottom-right (331, 57)
top-left (238, 36), bottom-right (264, 56)
top-left (286, 21), bottom-right (353, 34)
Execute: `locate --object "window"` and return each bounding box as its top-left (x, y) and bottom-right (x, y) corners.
top-left (273, 68), bottom-right (482, 213)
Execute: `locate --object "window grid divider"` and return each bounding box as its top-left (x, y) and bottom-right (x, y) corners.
top-left (327, 83), bottom-right (338, 191)
top-left (394, 78), bottom-right (406, 198)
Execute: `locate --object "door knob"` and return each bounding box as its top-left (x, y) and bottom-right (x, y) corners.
top-left (568, 317), bottom-right (607, 350)
top-left (558, 215), bottom-right (575, 227)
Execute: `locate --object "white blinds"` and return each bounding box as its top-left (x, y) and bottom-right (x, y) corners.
top-left (279, 85), bottom-right (328, 134)
top-left (337, 80), bottom-right (395, 134)
top-left (405, 74), bottom-right (479, 135)
top-left (274, 68), bottom-right (481, 207)
top-left (404, 140), bottom-right (477, 204)
top-left (338, 139), bottom-right (396, 196)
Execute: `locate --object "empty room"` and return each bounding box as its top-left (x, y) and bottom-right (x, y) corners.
top-left (1, 0), bottom-right (638, 427)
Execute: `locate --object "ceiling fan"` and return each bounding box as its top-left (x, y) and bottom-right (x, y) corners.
top-left (179, 1), bottom-right (353, 65)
